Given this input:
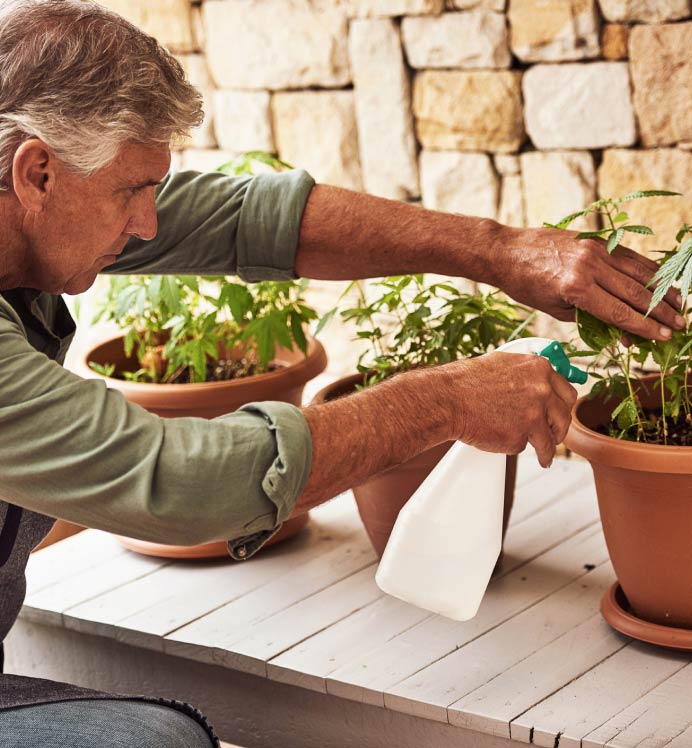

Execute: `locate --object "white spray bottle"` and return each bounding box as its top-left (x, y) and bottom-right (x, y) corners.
top-left (375, 337), bottom-right (587, 621)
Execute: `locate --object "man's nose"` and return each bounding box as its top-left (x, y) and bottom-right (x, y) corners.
top-left (128, 194), bottom-right (158, 241)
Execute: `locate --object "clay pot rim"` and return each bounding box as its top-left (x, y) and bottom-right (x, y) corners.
top-left (311, 371), bottom-right (367, 404)
top-left (77, 333), bottom-right (327, 394)
top-left (566, 375), bottom-right (692, 473)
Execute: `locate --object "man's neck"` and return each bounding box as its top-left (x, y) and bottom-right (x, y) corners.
top-left (0, 193), bottom-right (29, 289)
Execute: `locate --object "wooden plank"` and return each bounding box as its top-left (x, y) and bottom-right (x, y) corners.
top-left (510, 642), bottom-right (690, 747)
top-left (267, 593), bottom-right (430, 693)
top-left (63, 494), bottom-right (365, 648)
top-left (163, 541), bottom-right (376, 664)
top-left (510, 457), bottom-right (592, 525)
top-left (318, 482), bottom-right (607, 706)
top-left (23, 534), bottom-right (169, 627)
top-left (448, 613), bottom-right (628, 739)
top-left (206, 563), bottom-right (381, 678)
top-left (25, 530), bottom-right (127, 596)
top-left (580, 662), bottom-right (692, 748)
top-left (383, 561), bottom-right (615, 723)
top-left (276, 530), bottom-right (607, 700)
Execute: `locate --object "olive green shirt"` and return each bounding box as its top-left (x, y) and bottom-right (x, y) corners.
top-left (0, 167), bottom-right (316, 561)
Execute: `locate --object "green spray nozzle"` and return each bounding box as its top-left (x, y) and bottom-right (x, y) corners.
top-left (538, 341), bottom-right (588, 384)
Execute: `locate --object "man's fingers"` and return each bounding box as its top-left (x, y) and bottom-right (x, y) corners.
top-left (546, 390), bottom-right (573, 444)
top-left (528, 423), bottom-right (556, 468)
top-left (609, 248), bottom-right (683, 310)
top-left (597, 265), bottom-right (684, 331)
top-left (584, 285), bottom-right (674, 340)
top-left (548, 370), bottom-right (578, 411)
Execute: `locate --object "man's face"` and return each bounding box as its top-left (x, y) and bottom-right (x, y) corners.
top-left (21, 141), bottom-right (171, 295)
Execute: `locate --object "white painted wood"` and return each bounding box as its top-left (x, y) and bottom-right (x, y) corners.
top-left (25, 530), bottom-right (126, 596)
top-left (383, 561), bottom-right (615, 723)
top-left (22, 536), bottom-right (169, 628)
top-left (510, 457), bottom-right (592, 525)
top-left (580, 662), bottom-right (692, 748)
top-left (209, 563), bottom-right (381, 678)
top-left (515, 448), bottom-right (545, 488)
top-left (319, 523), bottom-right (607, 709)
top-left (322, 484), bottom-right (602, 710)
top-left (448, 613), bottom-right (627, 739)
top-left (64, 495), bottom-right (367, 650)
top-left (512, 642), bottom-right (691, 747)
top-left (164, 534), bottom-right (376, 663)
top-left (267, 592), bottom-right (431, 693)
top-left (19, 460), bottom-right (685, 748)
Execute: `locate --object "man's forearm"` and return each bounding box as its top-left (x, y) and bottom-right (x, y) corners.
top-left (296, 366), bottom-right (455, 512)
top-left (295, 184), bottom-right (504, 285)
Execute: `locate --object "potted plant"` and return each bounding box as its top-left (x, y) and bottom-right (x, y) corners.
top-left (312, 275), bottom-right (534, 559)
top-left (76, 153), bottom-right (327, 559)
top-left (549, 191), bottom-right (692, 644)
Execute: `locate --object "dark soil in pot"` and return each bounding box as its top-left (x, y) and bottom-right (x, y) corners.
top-left (312, 373), bottom-right (518, 562)
top-left (566, 374), bottom-right (692, 629)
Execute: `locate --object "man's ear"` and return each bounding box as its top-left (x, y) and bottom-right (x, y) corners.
top-left (11, 138), bottom-right (55, 212)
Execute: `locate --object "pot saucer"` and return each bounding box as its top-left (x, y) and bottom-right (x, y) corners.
top-left (601, 582), bottom-right (692, 651)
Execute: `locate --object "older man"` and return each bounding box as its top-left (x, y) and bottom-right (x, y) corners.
top-left (0, 0), bottom-right (684, 746)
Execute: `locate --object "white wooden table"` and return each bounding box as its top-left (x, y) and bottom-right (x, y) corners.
top-left (6, 454), bottom-right (692, 748)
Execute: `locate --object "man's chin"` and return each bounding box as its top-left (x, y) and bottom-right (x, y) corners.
top-left (62, 273), bottom-right (99, 295)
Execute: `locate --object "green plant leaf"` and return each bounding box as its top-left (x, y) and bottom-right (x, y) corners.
top-left (607, 227), bottom-right (625, 254)
top-left (622, 225), bottom-right (654, 235)
top-left (613, 212), bottom-right (629, 224)
top-left (576, 230), bottom-right (610, 240)
top-left (576, 309), bottom-right (619, 350)
top-left (647, 237), bottom-right (692, 314)
top-left (620, 190), bottom-right (682, 201)
top-left (547, 209), bottom-right (591, 230)
top-left (611, 397), bottom-right (638, 430)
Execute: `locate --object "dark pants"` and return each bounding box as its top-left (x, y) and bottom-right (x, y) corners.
top-left (0, 698), bottom-right (215, 747)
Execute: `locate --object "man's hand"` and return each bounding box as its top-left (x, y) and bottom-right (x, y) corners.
top-left (298, 352), bottom-right (575, 510)
top-left (441, 352), bottom-right (577, 468)
top-left (493, 225), bottom-right (685, 340)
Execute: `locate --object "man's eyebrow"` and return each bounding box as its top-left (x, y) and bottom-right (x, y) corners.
top-left (118, 179), bottom-right (163, 191)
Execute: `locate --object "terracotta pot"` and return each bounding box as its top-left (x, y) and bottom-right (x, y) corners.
top-left (76, 334), bottom-right (328, 559)
top-left (312, 373), bottom-right (518, 560)
top-left (565, 374), bottom-right (692, 628)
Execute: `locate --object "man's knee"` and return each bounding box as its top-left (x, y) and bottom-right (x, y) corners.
top-left (0, 698), bottom-right (216, 748)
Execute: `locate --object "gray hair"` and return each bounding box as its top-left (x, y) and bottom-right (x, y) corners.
top-left (0, 0), bottom-right (203, 190)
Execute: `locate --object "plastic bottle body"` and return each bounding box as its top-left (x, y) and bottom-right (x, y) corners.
top-left (375, 337), bottom-right (559, 621)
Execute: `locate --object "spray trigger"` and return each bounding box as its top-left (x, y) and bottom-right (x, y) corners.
top-left (538, 341), bottom-right (588, 384)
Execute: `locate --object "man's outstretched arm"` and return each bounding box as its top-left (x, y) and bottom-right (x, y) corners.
top-left (295, 184), bottom-right (685, 342)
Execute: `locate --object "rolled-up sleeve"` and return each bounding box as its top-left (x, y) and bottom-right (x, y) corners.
top-left (0, 305), bottom-right (312, 557)
top-left (106, 168), bottom-right (315, 281)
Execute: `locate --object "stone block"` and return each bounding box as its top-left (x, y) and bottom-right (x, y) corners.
top-left (447, 0), bottom-right (505, 9)
top-left (602, 23), bottom-right (629, 60)
top-left (420, 151), bottom-right (499, 219)
top-left (521, 151), bottom-right (598, 231)
top-left (402, 11), bottom-right (510, 69)
top-left (413, 70), bottom-right (524, 153)
top-left (508, 0), bottom-right (600, 62)
top-left (98, 0), bottom-right (195, 53)
top-left (272, 91), bottom-right (363, 191)
top-left (630, 23), bottom-right (692, 147)
top-left (175, 54), bottom-right (216, 150)
top-left (213, 91), bottom-right (273, 153)
top-left (523, 62), bottom-right (636, 149)
top-left (349, 20), bottom-right (420, 200)
top-left (498, 175), bottom-right (525, 227)
top-left (494, 154), bottom-right (520, 176)
top-left (598, 149), bottom-right (692, 255)
top-left (204, 0), bottom-right (350, 90)
top-left (348, 0), bottom-right (444, 16)
top-left (597, 0), bottom-right (691, 22)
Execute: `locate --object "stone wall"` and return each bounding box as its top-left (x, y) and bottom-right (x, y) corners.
top-left (97, 0), bottom-right (692, 381)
